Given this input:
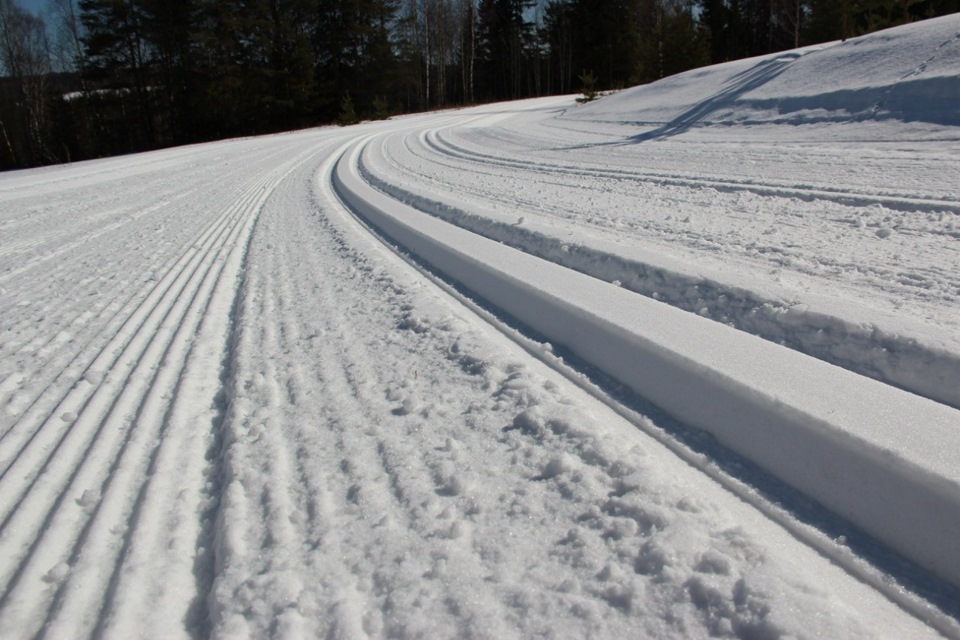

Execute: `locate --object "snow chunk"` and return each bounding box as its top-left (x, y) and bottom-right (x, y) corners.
top-left (42, 562), bottom-right (71, 584)
top-left (76, 489), bottom-right (100, 510)
top-left (395, 393), bottom-right (421, 416)
top-left (538, 453), bottom-right (575, 480)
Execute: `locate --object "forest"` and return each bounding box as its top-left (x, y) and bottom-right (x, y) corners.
top-left (1, 0), bottom-right (957, 170)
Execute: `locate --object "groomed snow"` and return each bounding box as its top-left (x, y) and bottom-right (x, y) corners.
top-left (2, 15), bottom-right (960, 640)
top-left (338, 130), bottom-right (960, 589)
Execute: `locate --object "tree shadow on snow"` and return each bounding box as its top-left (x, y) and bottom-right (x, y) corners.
top-left (625, 53), bottom-right (802, 143)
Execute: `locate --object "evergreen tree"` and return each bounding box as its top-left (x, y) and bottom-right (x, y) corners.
top-left (699, 0), bottom-right (729, 62)
top-left (0, 0), bottom-right (53, 167)
top-left (79, 0), bottom-right (156, 149)
top-left (568, 0), bottom-right (644, 90)
top-left (575, 69), bottom-right (597, 101)
top-left (456, 0), bottom-right (477, 102)
top-left (664, 1), bottom-right (710, 75)
top-left (4, 0), bottom-right (959, 171)
top-left (140, 0), bottom-right (196, 141)
top-left (476, 0), bottom-right (535, 100)
top-left (314, 0), bottom-right (399, 119)
top-left (541, 0), bottom-right (574, 94)
top-left (337, 90), bottom-right (359, 124)
top-left (261, 0), bottom-right (316, 129)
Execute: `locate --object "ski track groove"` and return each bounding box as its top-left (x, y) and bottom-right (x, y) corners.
top-left (0, 138), bottom-right (325, 638)
top-left (0, 144), bottom-right (300, 386)
top-left (307, 242), bottom-right (504, 639)
top-left (0, 145), bottom-right (225, 202)
top-left (0, 208), bottom-right (214, 433)
top-left (0, 167), bottom-right (229, 412)
top-left (317, 154), bottom-right (560, 638)
top-left (206, 142), bottom-right (517, 637)
top-left (425, 124), bottom-right (960, 214)
top-left (209, 147), bottom-right (400, 637)
top-left (1, 79), bottom-right (957, 636)
top-left (364, 126), bottom-right (960, 408)
top-left (331, 128), bottom-right (960, 637)
top-left (0, 169), bottom-right (264, 486)
top-left (0, 174), bottom-right (198, 279)
top-left (44, 168), bottom-right (286, 638)
top-left (0, 141), bottom-right (312, 460)
top-left (0, 176), bottom-right (263, 635)
top-left (206, 159), bottom-right (340, 637)
top-left (0, 183), bottom-right (201, 286)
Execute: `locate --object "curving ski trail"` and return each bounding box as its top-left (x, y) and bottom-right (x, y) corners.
top-left (0, 133), bottom-right (330, 637)
top-left (3, 19), bottom-right (960, 634)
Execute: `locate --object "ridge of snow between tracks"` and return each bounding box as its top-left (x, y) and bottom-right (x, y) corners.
top-left (0, 142), bottom-right (318, 637)
top-left (333, 136), bottom-right (960, 588)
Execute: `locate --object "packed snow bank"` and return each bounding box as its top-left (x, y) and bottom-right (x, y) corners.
top-left (3, 100), bottom-right (957, 638)
top-left (362, 133), bottom-right (960, 409)
top-left (574, 13), bottom-right (960, 131)
top-left (335, 137), bottom-right (960, 588)
top-left (357, 16), bottom-right (960, 410)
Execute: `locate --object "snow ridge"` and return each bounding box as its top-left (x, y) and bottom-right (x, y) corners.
top-left (0, 136), bottom-right (326, 637)
top-left (334, 135), bottom-right (960, 591)
top-left (3, 15), bottom-right (960, 638)
top-left (360, 131), bottom-right (960, 409)
top-left (572, 15), bottom-right (960, 131)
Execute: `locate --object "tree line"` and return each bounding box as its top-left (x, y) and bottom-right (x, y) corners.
top-left (1, 0), bottom-right (957, 170)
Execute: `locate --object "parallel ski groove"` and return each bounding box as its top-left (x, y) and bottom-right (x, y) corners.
top-left (0, 186), bottom-right (259, 635)
top-left (0, 144), bottom-right (298, 398)
top-left (426, 127), bottom-right (960, 213)
top-left (0, 176), bottom-right (261, 484)
top-left (45, 166), bottom-right (290, 639)
top-left (335, 132), bottom-right (960, 637)
top-left (0, 141), bottom-right (323, 637)
top-left (0, 142), bottom-right (306, 454)
top-left (1, 59), bottom-right (957, 636)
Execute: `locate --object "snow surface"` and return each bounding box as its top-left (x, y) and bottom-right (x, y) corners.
top-left (2, 14), bottom-right (960, 640)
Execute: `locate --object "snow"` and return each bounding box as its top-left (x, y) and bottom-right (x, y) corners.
top-left (2, 14), bottom-right (960, 640)
top-left (575, 14), bottom-right (960, 131)
top-left (338, 131), bottom-right (960, 588)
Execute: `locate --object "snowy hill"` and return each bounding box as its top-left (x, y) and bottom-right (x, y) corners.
top-left (576, 13), bottom-right (960, 132)
top-left (1, 14), bottom-right (959, 640)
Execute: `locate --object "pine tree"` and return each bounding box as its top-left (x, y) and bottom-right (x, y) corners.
top-left (337, 90), bottom-right (359, 124)
top-left (637, 0), bottom-right (709, 82)
top-left (0, 0), bottom-right (53, 167)
top-left (314, 0), bottom-right (398, 119)
top-left (79, 0), bottom-right (156, 149)
top-left (575, 69), bottom-right (597, 102)
top-left (541, 0), bottom-right (573, 94)
top-left (476, 0), bottom-right (534, 100)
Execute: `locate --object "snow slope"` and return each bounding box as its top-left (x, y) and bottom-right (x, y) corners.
top-left (579, 15), bottom-right (960, 130)
top-left (2, 14), bottom-right (960, 640)
top-left (339, 131), bottom-right (960, 589)
top-left (364, 16), bottom-right (960, 409)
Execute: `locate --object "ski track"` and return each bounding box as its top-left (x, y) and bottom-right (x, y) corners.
top-left (2, 44), bottom-right (960, 634)
top-left (426, 125), bottom-right (960, 214)
top-left (357, 109), bottom-right (960, 407)
top-left (0, 133), bottom-right (331, 637)
top-left (205, 137), bottom-right (516, 637)
top-left (203, 129), bottom-right (948, 639)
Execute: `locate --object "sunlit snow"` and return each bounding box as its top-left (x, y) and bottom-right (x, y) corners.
top-left (1, 14), bottom-right (959, 640)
